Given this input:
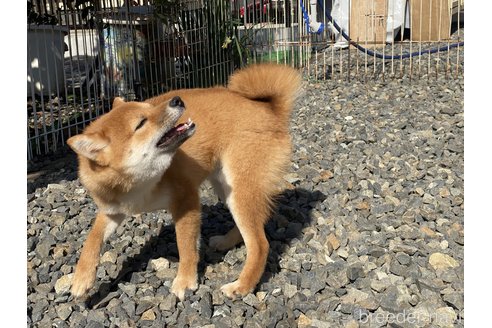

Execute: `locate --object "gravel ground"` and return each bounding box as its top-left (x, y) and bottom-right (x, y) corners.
top-left (27, 65), bottom-right (464, 327)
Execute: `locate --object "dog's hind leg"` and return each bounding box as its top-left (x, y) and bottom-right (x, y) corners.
top-left (219, 185), bottom-right (271, 298)
top-left (209, 226), bottom-right (243, 251)
top-left (169, 187), bottom-right (201, 300)
top-left (208, 165), bottom-right (244, 251)
top-left (71, 213), bottom-right (125, 298)
top-left (217, 136), bottom-right (290, 298)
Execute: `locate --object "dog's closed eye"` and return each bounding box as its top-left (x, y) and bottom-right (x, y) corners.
top-left (135, 118), bottom-right (147, 131)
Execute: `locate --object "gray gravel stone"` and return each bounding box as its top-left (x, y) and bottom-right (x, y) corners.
top-left (85, 321), bottom-right (105, 328)
top-left (121, 299), bottom-right (136, 317)
top-left (283, 284), bottom-right (298, 299)
top-left (326, 261), bottom-right (350, 289)
top-left (346, 264), bottom-right (364, 282)
top-left (396, 252), bottom-right (412, 265)
top-left (243, 293), bottom-right (261, 308)
top-left (55, 303), bottom-right (73, 321)
top-left (159, 293), bottom-right (177, 312)
top-left (443, 292), bottom-right (464, 311)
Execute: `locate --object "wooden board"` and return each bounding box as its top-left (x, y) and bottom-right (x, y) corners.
top-left (410, 0), bottom-right (451, 41)
top-left (350, 0), bottom-right (388, 46)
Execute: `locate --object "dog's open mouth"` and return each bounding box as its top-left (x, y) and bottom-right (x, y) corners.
top-left (157, 118), bottom-right (196, 149)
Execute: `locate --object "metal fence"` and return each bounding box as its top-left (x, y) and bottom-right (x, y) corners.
top-left (232, 0), bottom-right (464, 80)
top-left (27, 0), bottom-right (235, 160)
top-left (27, 0), bottom-right (464, 161)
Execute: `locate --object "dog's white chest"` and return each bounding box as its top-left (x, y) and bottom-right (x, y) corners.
top-left (208, 164), bottom-right (233, 206)
top-left (101, 180), bottom-right (172, 215)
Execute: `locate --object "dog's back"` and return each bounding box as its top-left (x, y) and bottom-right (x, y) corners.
top-left (150, 63), bottom-right (302, 189)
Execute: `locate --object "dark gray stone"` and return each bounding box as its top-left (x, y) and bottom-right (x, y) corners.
top-left (443, 292), bottom-right (464, 311)
top-left (326, 261), bottom-right (350, 289)
top-left (135, 301), bottom-right (154, 316)
top-left (130, 272), bottom-right (146, 284)
top-left (85, 321), bottom-right (105, 328)
top-left (121, 299), bottom-right (136, 317)
top-left (380, 286), bottom-right (412, 313)
top-left (35, 235), bottom-right (55, 258)
top-left (52, 319), bottom-right (70, 328)
top-left (199, 293), bottom-right (213, 319)
top-left (396, 252), bottom-right (412, 265)
top-left (160, 294), bottom-right (177, 312)
top-left (347, 264), bottom-right (365, 281)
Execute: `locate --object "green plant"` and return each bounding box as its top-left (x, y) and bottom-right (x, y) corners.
top-left (203, 0), bottom-right (235, 83)
top-left (226, 20), bottom-right (263, 68)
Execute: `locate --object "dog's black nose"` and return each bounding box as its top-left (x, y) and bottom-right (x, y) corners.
top-left (170, 96), bottom-right (184, 108)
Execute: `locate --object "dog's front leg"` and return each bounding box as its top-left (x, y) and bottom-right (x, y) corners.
top-left (71, 212), bottom-right (125, 298)
top-left (169, 190), bottom-right (201, 300)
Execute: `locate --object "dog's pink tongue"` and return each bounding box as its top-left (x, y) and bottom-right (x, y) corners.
top-left (176, 119), bottom-right (193, 132)
top-left (176, 124), bottom-right (187, 132)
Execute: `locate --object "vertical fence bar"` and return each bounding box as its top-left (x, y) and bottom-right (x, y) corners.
top-left (36, 27), bottom-right (49, 155)
top-left (27, 36), bottom-right (40, 157)
top-left (420, 0), bottom-right (433, 80)
top-left (43, 28), bottom-right (55, 153)
top-left (436, 0), bottom-right (442, 79)
top-left (381, 0), bottom-right (386, 82)
top-left (347, 26), bottom-right (350, 82)
top-left (418, 0), bottom-right (423, 79)
top-left (455, 0), bottom-right (461, 79)
top-left (399, 0), bottom-right (404, 79)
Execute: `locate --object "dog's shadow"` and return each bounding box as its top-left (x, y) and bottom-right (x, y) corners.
top-left (85, 187), bottom-right (326, 308)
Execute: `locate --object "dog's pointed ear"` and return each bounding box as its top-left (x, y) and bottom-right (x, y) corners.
top-left (112, 97), bottom-right (125, 108)
top-left (67, 133), bottom-right (109, 161)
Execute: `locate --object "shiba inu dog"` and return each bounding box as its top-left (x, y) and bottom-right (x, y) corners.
top-left (67, 63), bottom-right (301, 300)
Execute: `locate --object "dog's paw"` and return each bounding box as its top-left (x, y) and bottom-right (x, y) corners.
top-left (71, 266), bottom-right (96, 299)
top-left (209, 235), bottom-right (232, 251)
top-left (171, 275), bottom-right (198, 300)
top-left (220, 280), bottom-right (253, 299)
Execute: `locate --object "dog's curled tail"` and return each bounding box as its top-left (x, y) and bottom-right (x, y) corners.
top-left (228, 63), bottom-right (302, 122)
